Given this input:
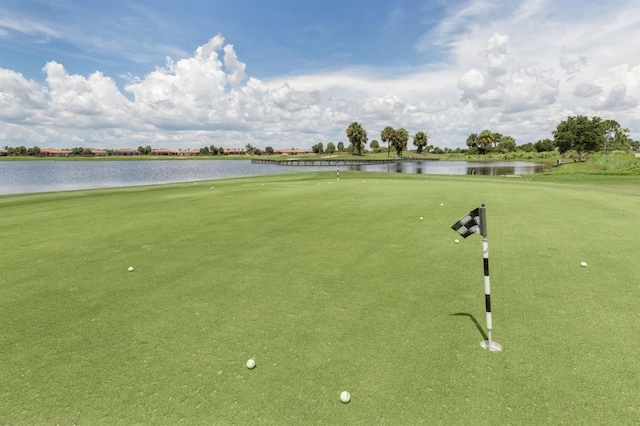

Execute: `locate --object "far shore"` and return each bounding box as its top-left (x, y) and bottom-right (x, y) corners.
top-left (0, 151), bottom-right (562, 164)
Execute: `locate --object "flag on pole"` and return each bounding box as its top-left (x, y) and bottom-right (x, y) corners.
top-left (451, 207), bottom-right (481, 238)
top-left (450, 204), bottom-right (502, 352)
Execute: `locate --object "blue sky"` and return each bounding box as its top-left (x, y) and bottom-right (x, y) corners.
top-left (1, 0), bottom-right (638, 150)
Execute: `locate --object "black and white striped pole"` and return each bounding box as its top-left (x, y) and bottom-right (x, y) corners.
top-left (337, 164), bottom-right (340, 182)
top-left (451, 204), bottom-right (502, 352)
top-left (478, 204), bottom-right (502, 352)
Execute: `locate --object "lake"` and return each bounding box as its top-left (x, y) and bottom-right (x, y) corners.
top-left (0, 160), bottom-right (548, 195)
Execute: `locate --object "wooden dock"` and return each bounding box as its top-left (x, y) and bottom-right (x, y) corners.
top-left (251, 158), bottom-right (438, 166)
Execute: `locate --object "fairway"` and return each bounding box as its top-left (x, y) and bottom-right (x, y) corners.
top-left (1, 172), bottom-right (639, 424)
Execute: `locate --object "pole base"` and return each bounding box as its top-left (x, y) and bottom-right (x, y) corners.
top-left (481, 340), bottom-right (503, 352)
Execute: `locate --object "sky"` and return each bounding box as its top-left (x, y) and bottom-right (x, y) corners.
top-left (0, 0), bottom-right (639, 151)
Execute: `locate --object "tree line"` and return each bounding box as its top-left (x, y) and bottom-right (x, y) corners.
top-left (312, 116), bottom-right (637, 157)
top-left (0, 144), bottom-right (275, 156)
top-left (313, 124), bottom-right (431, 157)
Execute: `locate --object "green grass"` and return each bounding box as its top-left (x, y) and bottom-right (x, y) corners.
top-left (549, 152), bottom-right (640, 175)
top-left (1, 172), bottom-right (639, 424)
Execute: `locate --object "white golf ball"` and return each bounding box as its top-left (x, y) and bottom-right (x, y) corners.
top-left (455, 239), bottom-right (460, 244)
top-left (440, 203), bottom-right (444, 206)
top-left (580, 262), bottom-right (587, 267)
top-left (420, 217), bottom-right (423, 220)
top-left (128, 266), bottom-right (134, 272)
top-left (246, 359), bottom-right (256, 369)
top-left (340, 391), bottom-right (351, 403)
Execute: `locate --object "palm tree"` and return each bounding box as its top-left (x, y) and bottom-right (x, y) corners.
top-left (381, 126), bottom-right (395, 158)
top-left (346, 122), bottom-right (368, 156)
top-left (393, 128), bottom-right (409, 158)
top-left (478, 129), bottom-right (494, 154)
top-left (466, 133), bottom-right (478, 152)
top-left (413, 131), bottom-right (428, 154)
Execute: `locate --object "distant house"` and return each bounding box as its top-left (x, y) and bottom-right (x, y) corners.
top-left (223, 148), bottom-right (244, 155)
top-left (178, 148), bottom-right (201, 156)
top-left (151, 148), bottom-right (179, 156)
top-left (90, 148), bottom-right (107, 156)
top-left (115, 148), bottom-right (138, 156)
top-left (40, 148), bottom-right (72, 157)
top-left (0, 149), bottom-right (7, 156)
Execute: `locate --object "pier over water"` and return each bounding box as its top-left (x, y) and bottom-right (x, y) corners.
top-left (251, 158), bottom-right (438, 166)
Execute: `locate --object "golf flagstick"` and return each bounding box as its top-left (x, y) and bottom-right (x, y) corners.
top-left (451, 204), bottom-right (502, 352)
top-left (478, 205), bottom-right (502, 352)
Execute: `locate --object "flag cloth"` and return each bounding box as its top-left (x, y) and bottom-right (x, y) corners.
top-left (451, 207), bottom-right (481, 238)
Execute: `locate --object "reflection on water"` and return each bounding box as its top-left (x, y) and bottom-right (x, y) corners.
top-left (0, 160), bottom-right (549, 195)
top-left (345, 161), bottom-right (548, 175)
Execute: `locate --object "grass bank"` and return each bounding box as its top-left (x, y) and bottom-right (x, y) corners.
top-left (547, 151), bottom-right (640, 175)
top-left (1, 172), bottom-right (638, 424)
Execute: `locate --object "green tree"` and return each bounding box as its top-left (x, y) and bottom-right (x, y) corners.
top-left (413, 131), bottom-right (428, 154)
top-left (265, 146), bottom-right (274, 155)
top-left (245, 143), bottom-right (260, 155)
top-left (492, 132), bottom-right (503, 149)
top-left (534, 138), bottom-right (555, 152)
top-left (381, 126), bottom-right (395, 158)
top-left (312, 142), bottom-right (324, 154)
top-left (392, 128), bottom-right (409, 158)
top-left (553, 115), bottom-right (603, 160)
top-left (477, 130), bottom-right (495, 154)
top-left (200, 146), bottom-right (209, 155)
top-left (326, 142), bottom-right (335, 154)
top-left (337, 141), bottom-right (344, 151)
top-left (27, 146), bottom-right (41, 156)
top-left (600, 119), bottom-right (631, 152)
top-left (466, 133), bottom-right (479, 154)
top-left (498, 136), bottom-right (517, 152)
top-left (519, 142), bottom-right (535, 152)
top-left (370, 139), bottom-right (379, 150)
top-left (346, 122), bottom-right (367, 156)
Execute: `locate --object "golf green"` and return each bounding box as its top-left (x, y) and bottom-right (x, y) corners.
top-left (1, 172), bottom-right (638, 424)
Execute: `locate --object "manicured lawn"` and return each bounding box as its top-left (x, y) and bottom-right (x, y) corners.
top-left (1, 172), bottom-right (638, 424)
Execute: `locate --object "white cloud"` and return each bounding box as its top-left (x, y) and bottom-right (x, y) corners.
top-left (559, 56), bottom-right (588, 80)
top-left (0, 15), bottom-right (60, 39)
top-left (456, 33), bottom-right (560, 113)
top-left (592, 84), bottom-right (638, 111)
top-left (573, 83), bottom-right (602, 98)
top-left (0, 68), bottom-right (47, 122)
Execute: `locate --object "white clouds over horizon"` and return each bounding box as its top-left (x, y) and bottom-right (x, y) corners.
top-left (0, 0), bottom-right (639, 150)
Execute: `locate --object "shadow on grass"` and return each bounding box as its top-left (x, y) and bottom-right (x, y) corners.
top-left (451, 313), bottom-right (487, 340)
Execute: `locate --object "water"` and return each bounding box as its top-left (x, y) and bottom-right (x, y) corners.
top-left (347, 161), bottom-right (547, 175)
top-left (0, 160), bottom-right (548, 195)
